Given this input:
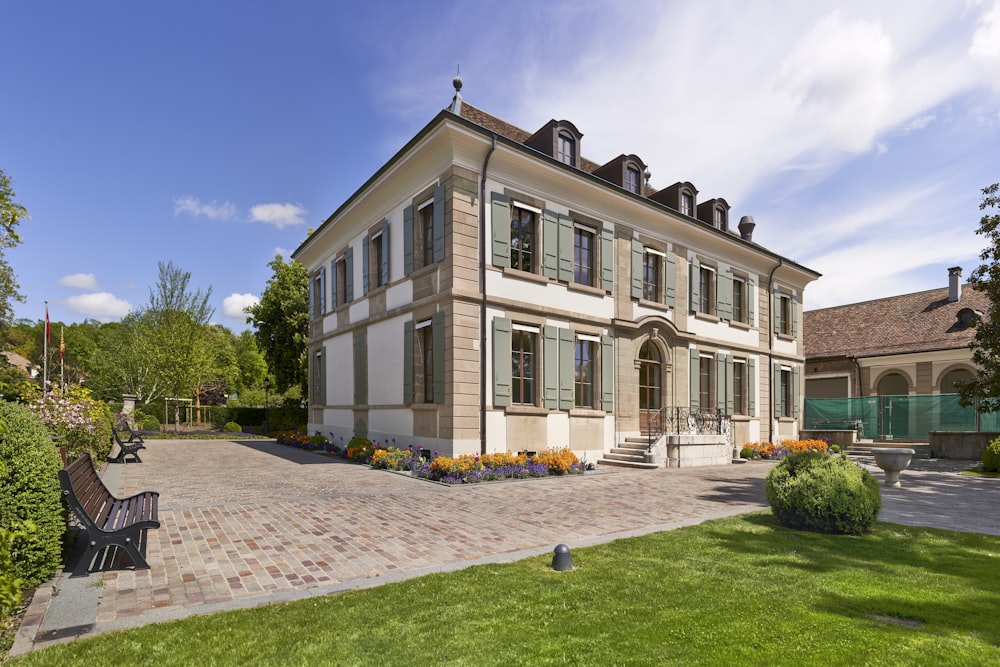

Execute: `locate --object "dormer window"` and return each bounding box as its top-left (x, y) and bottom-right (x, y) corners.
top-left (681, 192), bottom-right (694, 216)
top-left (714, 207), bottom-right (726, 230)
top-left (557, 132), bottom-right (576, 166)
top-left (625, 166), bottom-right (641, 194)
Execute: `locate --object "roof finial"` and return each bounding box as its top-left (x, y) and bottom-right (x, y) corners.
top-left (449, 65), bottom-right (464, 115)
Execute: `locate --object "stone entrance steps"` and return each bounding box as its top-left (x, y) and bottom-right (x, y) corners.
top-left (846, 442), bottom-right (931, 460)
top-left (598, 437), bottom-right (659, 470)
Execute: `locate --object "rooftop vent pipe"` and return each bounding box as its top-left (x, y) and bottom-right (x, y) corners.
top-left (738, 215), bottom-right (756, 242)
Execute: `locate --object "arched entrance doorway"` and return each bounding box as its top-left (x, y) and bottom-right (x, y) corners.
top-left (877, 372), bottom-right (909, 439)
top-left (940, 368), bottom-right (974, 393)
top-left (639, 341), bottom-right (662, 433)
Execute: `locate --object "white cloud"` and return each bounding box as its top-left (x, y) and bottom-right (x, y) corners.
top-left (273, 246), bottom-right (292, 260)
top-left (65, 292), bottom-right (132, 321)
top-left (222, 293), bottom-right (259, 321)
top-left (58, 273), bottom-right (99, 290)
top-left (249, 203), bottom-right (307, 229)
top-left (970, 0), bottom-right (1000, 87)
top-left (173, 195), bottom-right (239, 220)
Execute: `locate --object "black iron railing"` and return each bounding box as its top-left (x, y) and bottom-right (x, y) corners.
top-left (646, 408), bottom-right (731, 451)
top-left (646, 407), bottom-right (665, 451)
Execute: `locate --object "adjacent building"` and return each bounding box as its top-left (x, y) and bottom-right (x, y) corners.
top-left (293, 80), bottom-right (819, 463)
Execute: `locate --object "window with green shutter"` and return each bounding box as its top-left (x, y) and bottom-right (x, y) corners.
top-left (493, 317), bottom-right (511, 408)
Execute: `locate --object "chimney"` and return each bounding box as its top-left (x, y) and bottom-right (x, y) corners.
top-left (738, 216), bottom-right (756, 242)
top-left (948, 266), bottom-right (962, 303)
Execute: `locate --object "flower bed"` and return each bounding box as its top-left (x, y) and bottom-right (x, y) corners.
top-left (739, 439), bottom-right (830, 460)
top-left (271, 432), bottom-right (586, 484)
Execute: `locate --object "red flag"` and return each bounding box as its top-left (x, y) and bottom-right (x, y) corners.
top-left (60, 326), bottom-right (65, 359)
top-left (45, 304), bottom-right (51, 344)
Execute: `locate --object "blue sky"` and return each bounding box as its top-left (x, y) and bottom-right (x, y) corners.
top-left (2, 1), bottom-right (999, 331)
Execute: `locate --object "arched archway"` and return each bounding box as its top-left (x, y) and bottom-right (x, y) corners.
top-left (876, 372), bottom-right (909, 439)
top-left (876, 372), bottom-right (909, 396)
top-left (940, 368), bottom-right (974, 394)
top-left (638, 340), bottom-right (662, 433)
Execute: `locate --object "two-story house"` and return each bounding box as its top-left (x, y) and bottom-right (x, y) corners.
top-left (292, 79), bottom-right (819, 465)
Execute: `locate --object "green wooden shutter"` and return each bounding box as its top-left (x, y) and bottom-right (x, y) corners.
top-left (362, 235), bottom-right (370, 296)
top-left (542, 209), bottom-right (558, 278)
top-left (403, 204), bottom-right (414, 275)
top-left (665, 251), bottom-right (677, 307)
top-left (559, 328), bottom-right (574, 409)
top-left (792, 365), bottom-right (800, 418)
top-left (772, 360), bottom-right (781, 417)
top-left (491, 192), bottom-right (510, 268)
top-left (403, 321), bottom-right (414, 405)
top-left (748, 277), bottom-right (756, 325)
top-left (433, 310), bottom-right (445, 404)
top-left (715, 352), bottom-right (726, 411)
top-left (725, 354), bottom-right (734, 415)
top-left (791, 292), bottom-right (799, 337)
top-left (748, 357), bottom-right (757, 417)
top-left (432, 184), bottom-right (445, 263)
top-left (381, 219), bottom-right (390, 285)
top-left (601, 335), bottom-right (614, 411)
top-left (689, 257), bottom-right (700, 312)
top-left (689, 348), bottom-right (700, 410)
top-left (717, 268), bottom-right (733, 320)
top-left (543, 325), bottom-right (559, 409)
top-left (493, 317), bottom-right (511, 408)
top-left (558, 214), bottom-right (573, 282)
top-left (773, 289), bottom-right (782, 335)
top-left (600, 228), bottom-right (614, 292)
top-left (630, 238), bottom-right (643, 300)
top-left (344, 247), bottom-right (354, 302)
top-left (353, 329), bottom-right (367, 406)
top-left (329, 262), bottom-right (337, 310)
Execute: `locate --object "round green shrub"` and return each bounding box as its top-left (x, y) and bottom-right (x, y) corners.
top-left (0, 402), bottom-right (66, 586)
top-left (739, 446), bottom-right (755, 459)
top-left (983, 436), bottom-right (1000, 472)
top-left (223, 421), bottom-right (242, 433)
top-left (765, 450), bottom-right (881, 535)
top-left (830, 444), bottom-right (842, 454)
top-left (141, 413), bottom-right (161, 431)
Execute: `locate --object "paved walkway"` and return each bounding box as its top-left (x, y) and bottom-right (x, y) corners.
top-left (11, 440), bottom-right (1000, 657)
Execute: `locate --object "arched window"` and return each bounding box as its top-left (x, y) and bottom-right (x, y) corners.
top-left (940, 368), bottom-right (974, 394)
top-left (625, 166), bottom-right (641, 194)
top-left (877, 373), bottom-right (908, 396)
top-left (557, 132), bottom-right (576, 166)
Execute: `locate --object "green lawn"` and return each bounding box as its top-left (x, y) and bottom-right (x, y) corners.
top-left (14, 513), bottom-right (1000, 666)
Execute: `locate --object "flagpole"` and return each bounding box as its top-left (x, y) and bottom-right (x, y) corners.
top-left (43, 301), bottom-right (49, 394)
top-left (60, 326), bottom-right (65, 390)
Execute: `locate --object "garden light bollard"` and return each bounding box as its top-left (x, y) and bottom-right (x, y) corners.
top-left (552, 544), bottom-right (573, 571)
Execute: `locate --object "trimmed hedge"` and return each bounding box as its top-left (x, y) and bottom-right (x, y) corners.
top-left (765, 450), bottom-right (881, 535)
top-left (983, 436), bottom-right (1000, 473)
top-left (0, 402), bottom-right (65, 586)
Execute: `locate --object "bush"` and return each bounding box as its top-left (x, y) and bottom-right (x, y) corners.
top-left (0, 402), bottom-right (66, 587)
top-left (1, 523), bottom-right (33, 618)
top-left (346, 436), bottom-right (373, 462)
top-left (223, 421), bottom-right (242, 433)
top-left (739, 445), bottom-right (755, 459)
top-left (28, 385), bottom-right (113, 462)
top-left (983, 436), bottom-right (1000, 473)
top-left (765, 450), bottom-right (881, 535)
top-left (139, 412), bottom-right (161, 431)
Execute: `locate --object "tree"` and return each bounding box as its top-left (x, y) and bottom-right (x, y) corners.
top-left (0, 168), bottom-right (29, 331)
top-left (86, 315), bottom-right (163, 402)
top-left (960, 183), bottom-right (1000, 411)
top-left (246, 255), bottom-right (308, 394)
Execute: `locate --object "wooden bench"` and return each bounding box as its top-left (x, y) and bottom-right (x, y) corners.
top-left (108, 425), bottom-right (145, 463)
top-left (58, 452), bottom-right (160, 577)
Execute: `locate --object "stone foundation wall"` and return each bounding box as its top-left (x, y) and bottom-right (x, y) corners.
top-left (928, 431), bottom-right (999, 460)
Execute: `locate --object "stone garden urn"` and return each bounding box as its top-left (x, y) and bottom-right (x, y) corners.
top-left (870, 448), bottom-right (915, 488)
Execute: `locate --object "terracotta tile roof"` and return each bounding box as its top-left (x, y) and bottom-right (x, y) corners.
top-left (804, 284), bottom-right (989, 359)
top-left (458, 103), bottom-right (602, 174)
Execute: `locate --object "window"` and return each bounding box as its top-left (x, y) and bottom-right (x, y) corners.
top-left (418, 200), bottom-right (434, 268)
top-left (699, 266), bottom-right (715, 315)
top-left (414, 320), bottom-right (434, 403)
top-left (714, 207), bottom-right (726, 230)
top-left (335, 256), bottom-right (347, 306)
top-left (557, 132), bottom-right (575, 166)
top-left (510, 206), bottom-right (536, 272)
top-left (311, 349), bottom-right (325, 406)
top-left (643, 251), bottom-right (661, 302)
top-left (732, 277), bottom-right (745, 323)
top-left (681, 192), bottom-right (694, 216)
top-left (780, 295), bottom-right (792, 336)
top-left (699, 356), bottom-right (714, 411)
top-left (573, 226), bottom-right (595, 286)
top-left (370, 231), bottom-right (385, 289)
top-left (626, 166), bottom-right (641, 194)
top-left (575, 337), bottom-right (596, 407)
top-left (511, 326), bottom-right (537, 405)
top-left (733, 360), bottom-right (746, 415)
top-left (780, 367), bottom-right (792, 417)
